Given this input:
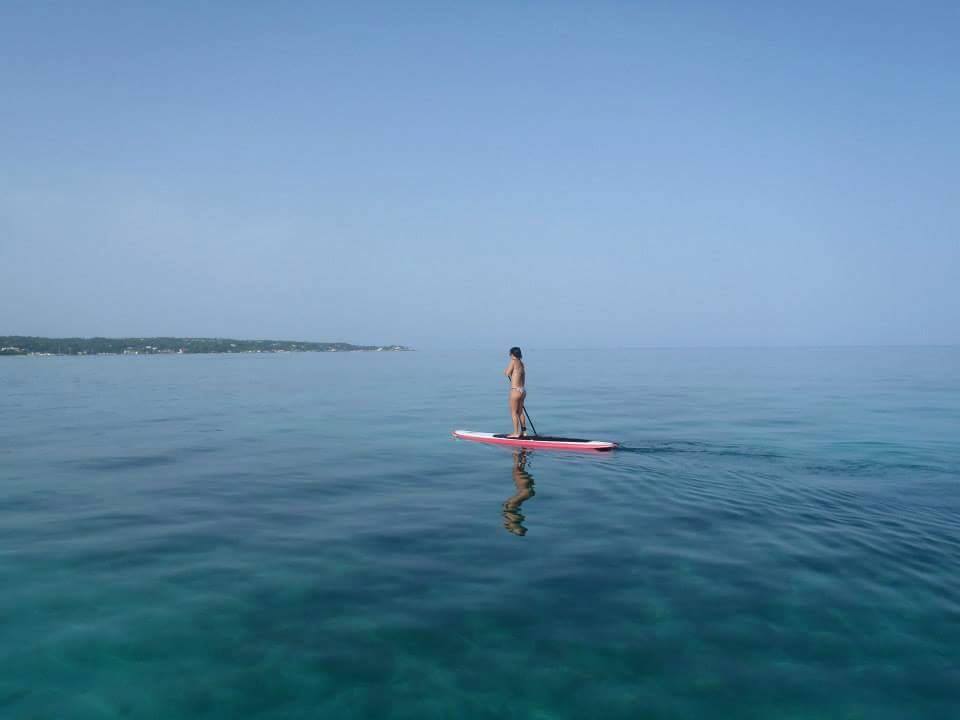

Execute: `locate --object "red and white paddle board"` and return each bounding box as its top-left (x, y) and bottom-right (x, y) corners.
top-left (452, 430), bottom-right (617, 452)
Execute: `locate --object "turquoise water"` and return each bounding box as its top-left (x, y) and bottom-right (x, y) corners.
top-left (2, 348), bottom-right (958, 719)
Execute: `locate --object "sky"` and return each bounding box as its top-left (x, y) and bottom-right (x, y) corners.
top-left (2, 1), bottom-right (958, 349)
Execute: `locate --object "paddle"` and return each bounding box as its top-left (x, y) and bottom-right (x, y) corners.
top-left (523, 407), bottom-right (538, 437)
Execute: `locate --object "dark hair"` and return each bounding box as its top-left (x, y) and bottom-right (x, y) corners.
top-left (509, 346), bottom-right (522, 359)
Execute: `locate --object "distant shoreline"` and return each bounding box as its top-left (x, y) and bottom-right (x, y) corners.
top-left (0, 336), bottom-right (413, 357)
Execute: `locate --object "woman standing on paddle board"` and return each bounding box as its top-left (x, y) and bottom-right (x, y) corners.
top-left (504, 347), bottom-right (527, 437)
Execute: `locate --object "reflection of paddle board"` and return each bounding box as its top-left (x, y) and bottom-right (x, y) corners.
top-left (452, 430), bottom-right (617, 452)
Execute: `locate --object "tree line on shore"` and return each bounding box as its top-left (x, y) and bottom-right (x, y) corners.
top-left (0, 336), bottom-right (411, 356)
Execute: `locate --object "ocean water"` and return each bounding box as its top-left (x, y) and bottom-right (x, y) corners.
top-left (1, 348), bottom-right (958, 719)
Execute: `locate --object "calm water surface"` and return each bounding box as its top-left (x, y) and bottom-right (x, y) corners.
top-left (2, 348), bottom-right (958, 718)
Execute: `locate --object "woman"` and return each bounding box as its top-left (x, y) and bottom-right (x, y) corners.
top-left (503, 346), bottom-right (527, 437)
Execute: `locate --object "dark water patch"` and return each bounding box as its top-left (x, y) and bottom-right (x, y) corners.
top-left (617, 440), bottom-right (786, 460)
top-left (804, 458), bottom-right (955, 477)
top-left (139, 414), bottom-right (203, 425)
top-left (68, 454), bottom-right (178, 471)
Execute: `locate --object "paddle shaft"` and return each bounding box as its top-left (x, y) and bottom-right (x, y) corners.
top-left (523, 407), bottom-right (538, 436)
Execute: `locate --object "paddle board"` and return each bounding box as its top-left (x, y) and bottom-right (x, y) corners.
top-left (453, 430), bottom-right (617, 452)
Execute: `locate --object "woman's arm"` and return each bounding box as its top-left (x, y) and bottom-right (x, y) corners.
top-left (504, 357), bottom-right (515, 379)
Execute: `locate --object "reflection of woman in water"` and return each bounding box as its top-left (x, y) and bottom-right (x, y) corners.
top-left (503, 450), bottom-right (535, 536)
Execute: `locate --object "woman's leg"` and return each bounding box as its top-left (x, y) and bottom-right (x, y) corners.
top-left (509, 391), bottom-right (522, 437)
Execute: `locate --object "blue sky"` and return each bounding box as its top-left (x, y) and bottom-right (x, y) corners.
top-left (2, 1), bottom-right (957, 348)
